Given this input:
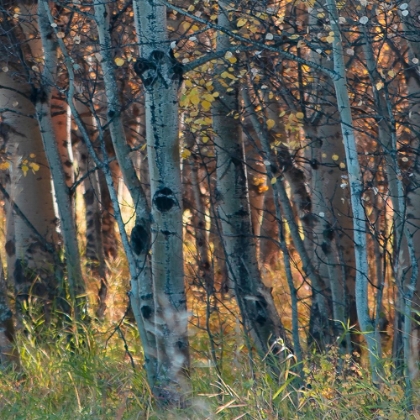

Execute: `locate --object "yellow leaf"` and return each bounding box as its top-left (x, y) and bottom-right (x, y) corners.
top-left (115, 57), bottom-right (125, 66)
top-left (332, 154), bottom-right (339, 161)
top-left (388, 70), bottom-right (395, 78)
top-left (29, 153), bottom-right (36, 158)
top-left (202, 136), bottom-right (209, 143)
top-left (270, 177), bottom-right (277, 185)
top-left (258, 185), bottom-right (269, 193)
top-left (237, 18), bottom-right (247, 27)
top-left (190, 95), bottom-right (200, 105)
top-left (201, 100), bottom-right (212, 111)
top-left (0, 161), bottom-right (10, 170)
top-left (203, 94), bottom-right (215, 102)
top-left (296, 112), bottom-right (304, 120)
top-left (21, 164), bottom-right (28, 176)
top-left (210, 14), bottom-right (217, 20)
top-left (376, 81), bottom-right (384, 91)
top-left (181, 149), bottom-right (191, 159)
top-left (339, 162), bottom-right (346, 169)
top-left (184, 80), bottom-right (193, 88)
top-left (267, 119), bottom-right (275, 130)
top-left (228, 56), bottom-right (237, 64)
top-left (29, 162), bottom-right (40, 172)
top-left (326, 35), bottom-right (334, 43)
top-left (279, 111), bottom-right (286, 117)
top-left (289, 34), bottom-right (299, 40)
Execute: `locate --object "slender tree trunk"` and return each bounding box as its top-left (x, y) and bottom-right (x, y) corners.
top-left (212, 2), bottom-right (289, 363)
top-left (306, 6), bottom-right (356, 349)
top-left (73, 100), bottom-right (107, 317)
top-left (326, 0), bottom-right (381, 378)
top-left (243, 86), bottom-right (333, 350)
top-left (36, 2), bottom-right (85, 305)
top-left (183, 147), bottom-right (214, 292)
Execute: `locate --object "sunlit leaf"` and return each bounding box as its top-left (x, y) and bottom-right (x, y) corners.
top-left (267, 119), bottom-right (275, 130)
top-left (181, 149), bottom-right (191, 159)
top-left (237, 18), bottom-right (247, 27)
top-left (201, 100), bottom-right (212, 111)
top-left (0, 161), bottom-right (10, 170)
top-left (190, 95), bottom-right (200, 105)
top-left (114, 57), bottom-right (125, 66)
top-left (29, 162), bottom-right (40, 173)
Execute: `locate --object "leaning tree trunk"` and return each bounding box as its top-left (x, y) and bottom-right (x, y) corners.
top-left (326, 0), bottom-right (381, 379)
top-left (35, 2), bottom-right (85, 304)
top-left (306, 5), bottom-right (356, 350)
top-left (212, 1), bottom-right (289, 364)
top-left (242, 84), bottom-right (331, 351)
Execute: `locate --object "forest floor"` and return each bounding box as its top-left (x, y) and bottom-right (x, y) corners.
top-left (0, 269), bottom-right (419, 420)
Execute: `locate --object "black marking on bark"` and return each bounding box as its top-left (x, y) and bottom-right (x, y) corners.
top-left (153, 187), bottom-right (177, 212)
top-left (5, 240), bottom-right (15, 256)
top-left (323, 226), bottom-right (335, 241)
top-left (214, 188), bottom-right (223, 202)
top-left (131, 224), bottom-right (150, 255)
top-left (235, 208), bottom-right (248, 217)
top-left (321, 242), bottom-right (331, 254)
top-left (141, 305), bottom-right (152, 319)
top-left (14, 259), bottom-right (25, 284)
top-left (310, 159), bottom-right (319, 170)
top-left (176, 339), bottom-right (186, 349)
top-left (31, 87), bottom-right (48, 104)
top-left (255, 299), bottom-right (268, 325)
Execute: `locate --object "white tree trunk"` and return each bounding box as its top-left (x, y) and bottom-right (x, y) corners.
top-left (132, 0), bottom-right (190, 404)
top-left (326, 0), bottom-right (380, 377)
top-left (37, 1), bottom-right (85, 303)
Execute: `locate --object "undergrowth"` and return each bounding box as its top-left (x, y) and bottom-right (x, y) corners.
top-left (0, 309), bottom-right (419, 420)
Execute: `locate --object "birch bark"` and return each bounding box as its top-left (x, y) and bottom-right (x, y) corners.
top-left (212, 1), bottom-right (289, 363)
top-left (95, 0), bottom-right (189, 404)
top-left (326, 0), bottom-right (380, 377)
top-left (36, 1), bottom-right (85, 303)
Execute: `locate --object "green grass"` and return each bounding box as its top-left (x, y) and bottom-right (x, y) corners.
top-left (0, 311), bottom-right (418, 420)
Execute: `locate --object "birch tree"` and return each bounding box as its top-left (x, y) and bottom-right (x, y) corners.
top-left (212, 1), bottom-right (290, 363)
top-left (326, 0), bottom-right (380, 377)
